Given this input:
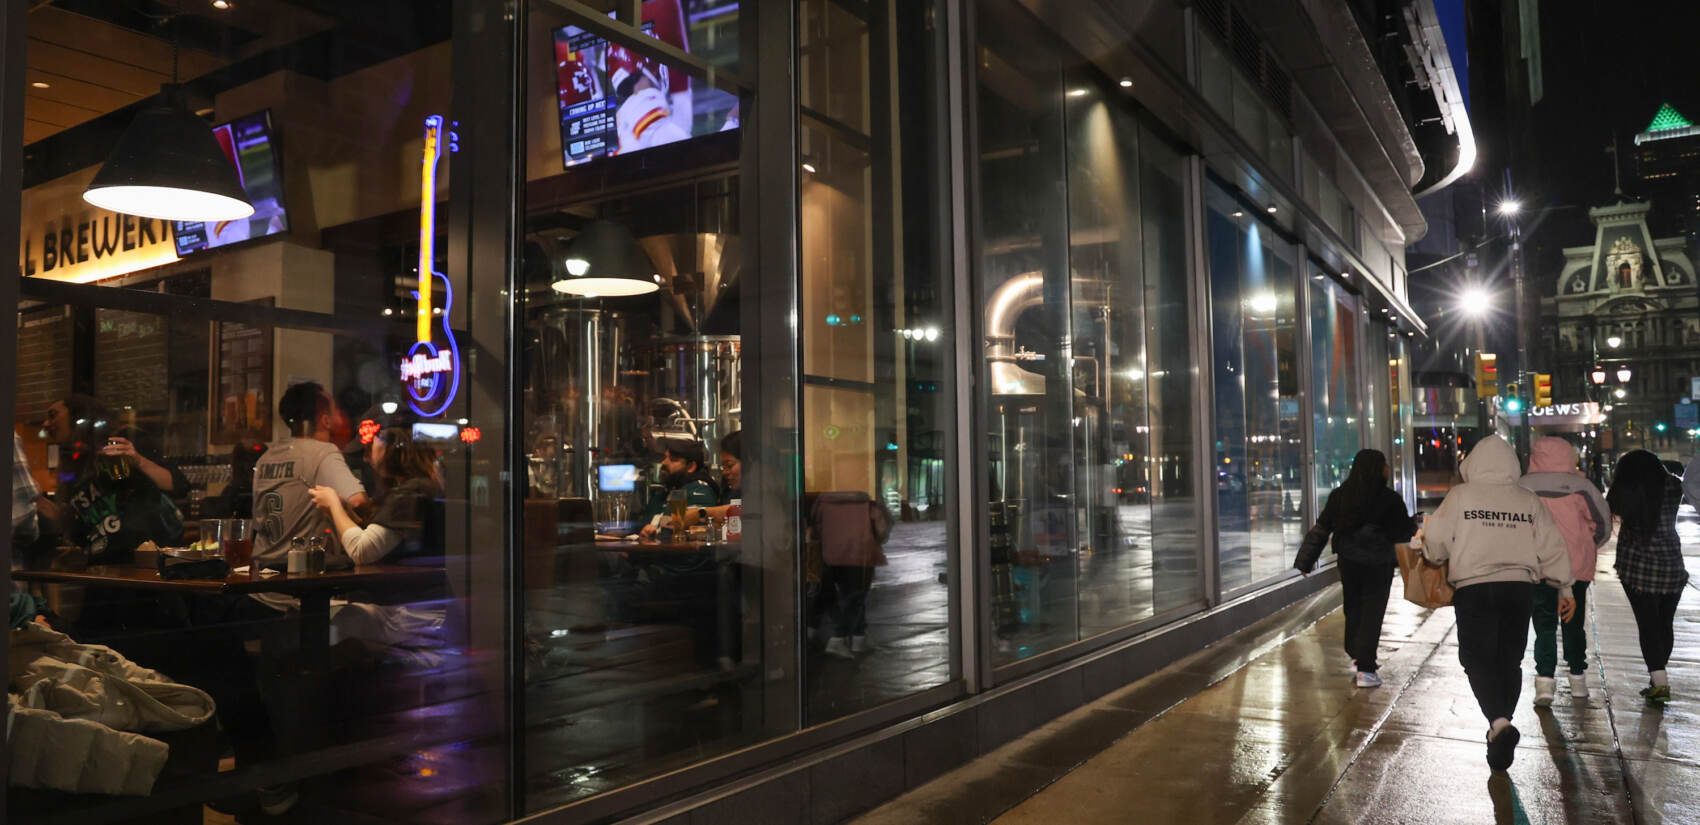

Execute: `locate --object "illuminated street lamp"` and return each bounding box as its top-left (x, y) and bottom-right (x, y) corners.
top-left (1615, 388), bottom-right (1628, 399)
top-left (1458, 287), bottom-right (1492, 317)
top-left (1617, 366), bottom-right (1633, 384)
top-left (1606, 335), bottom-right (1623, 349)
top-left (1497, 199), bottom-right (1522, 216)
top-left (1590, 365), bottom-right (1608, 385)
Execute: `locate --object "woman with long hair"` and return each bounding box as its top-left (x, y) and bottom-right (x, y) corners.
top-left (1311, 449), bottom-right (1416, 688)
top-left (310, 426), bottom-right (443, 564)
top-left (1607, 449), bottom-right (1688, 704)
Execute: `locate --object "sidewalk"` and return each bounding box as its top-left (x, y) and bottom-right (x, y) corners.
top-left (853, 537), bottom-right (1700, 825)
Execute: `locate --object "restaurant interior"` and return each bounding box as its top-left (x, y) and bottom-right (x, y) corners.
top-left (9, 0), bottom-right (955, 822)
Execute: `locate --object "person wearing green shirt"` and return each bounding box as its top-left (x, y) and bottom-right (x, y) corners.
top-left (638, 438), bottom-right (719, 538)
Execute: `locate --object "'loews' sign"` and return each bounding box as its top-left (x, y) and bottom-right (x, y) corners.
top-left (1527, 401), bottom-right (1605, 426)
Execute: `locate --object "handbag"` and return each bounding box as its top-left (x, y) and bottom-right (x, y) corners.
top-left (1293, 523), bottom-right (1329, 574)
top-left (1395, 543), bottom-right (1453, 608)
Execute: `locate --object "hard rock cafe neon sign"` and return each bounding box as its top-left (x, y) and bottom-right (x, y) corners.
top-left (401, 114), bottom-right (462, 418)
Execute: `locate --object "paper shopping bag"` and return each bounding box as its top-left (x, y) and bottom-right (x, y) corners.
top-left (1395, 543), bottom-right (1454, 608)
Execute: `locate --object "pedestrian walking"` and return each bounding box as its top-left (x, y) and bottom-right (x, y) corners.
top-left (1303, 449), bottom-right (1415, 688)
top-left (1607, 449), bottom-right (1689, 704)
top-left (1423, 435), bottom-right (1574, 771)
top-left (1519, 437), bottom-right (1610, 706)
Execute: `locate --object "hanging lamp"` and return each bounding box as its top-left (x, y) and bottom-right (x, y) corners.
top-left (83, 83), bottom-right (253, 222)
top-left (552, 220), bottom-right (660, 297)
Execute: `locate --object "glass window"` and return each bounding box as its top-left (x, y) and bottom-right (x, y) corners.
top-left (1310, 274), bottom-right (1364, 506)
top-left (1205, 184), bottom-right (1302, 592)
top-left (977, 0), bottom-right (1202, 667)
top-left (797, 0), bottom-right (955, 722)
top-left (518, 0), bottom-right (770, 812)
top-left (10, 3), bottom-right (509, 823)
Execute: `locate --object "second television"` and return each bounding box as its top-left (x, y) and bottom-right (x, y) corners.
top-left (174, 110), bottom-right (290, 256)
top-left (553, 0), bottom-right (740, 168)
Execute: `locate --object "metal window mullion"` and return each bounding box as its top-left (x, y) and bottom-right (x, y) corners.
top-left (953, 0), bottom-right (991, 693)
top-left (0, 0), bottom-right (26, 804)
top-left (1185, 158), bottom-right (1221, 607)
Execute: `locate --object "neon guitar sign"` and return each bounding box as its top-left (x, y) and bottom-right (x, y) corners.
top-left (401, 114), bottom-right (461, 418)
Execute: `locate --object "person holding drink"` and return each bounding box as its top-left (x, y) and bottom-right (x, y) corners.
top-left (638, 438), bottom-right (718, 539)
top-left (35, 395), bottom-right (183, 566)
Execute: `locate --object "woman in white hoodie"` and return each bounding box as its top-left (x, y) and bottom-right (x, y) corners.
top-left (1424, 435), bottom-right (1575, 772)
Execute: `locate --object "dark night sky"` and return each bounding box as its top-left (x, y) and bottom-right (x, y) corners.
top-left (1489, 1), bottom-right (1700, 285)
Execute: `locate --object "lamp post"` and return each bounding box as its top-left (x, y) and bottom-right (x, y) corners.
top-left (1498, 197), bottom-right (1529, 457)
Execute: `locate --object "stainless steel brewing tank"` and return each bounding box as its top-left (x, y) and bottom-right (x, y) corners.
top-left (628, 335), bottom-right (742, 450)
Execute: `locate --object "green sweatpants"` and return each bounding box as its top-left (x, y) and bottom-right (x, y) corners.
top-left (1532, 580), bottom-right (1590, 677)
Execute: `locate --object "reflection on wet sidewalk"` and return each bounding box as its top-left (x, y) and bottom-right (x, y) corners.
top-left (854, 516), bottom-right (1700, 825)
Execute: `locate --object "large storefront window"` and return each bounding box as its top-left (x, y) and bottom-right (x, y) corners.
top-left (10, 3), bottom-right (509, 823)
top-left (797, 0), bottom-right (956, 721)
top-left (517, 0), bottom-right (772, 812)
top-left (1205, 184), bottom-right (1302, 591)
top-left (1310, 274), bottom-right (1363, 506)
top-left (977, 0), bottom-right (1201, 667)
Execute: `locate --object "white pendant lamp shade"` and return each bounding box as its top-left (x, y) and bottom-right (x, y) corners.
top-left (551, 220), bottom-right (661, 297)
top-left (82, 86), bottom-right (254, 222)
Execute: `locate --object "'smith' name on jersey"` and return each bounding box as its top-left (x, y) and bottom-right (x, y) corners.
top-left (1461, 509), bottom-right (1535, 526)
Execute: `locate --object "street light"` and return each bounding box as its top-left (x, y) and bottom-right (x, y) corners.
top-left (1606, 335), bottom-right (1623, 349)
top-left (1615, 388), bottom-right (1628, 399)
top-left (1591, 365), bottom-right (1608, 385)
top-left (1497, 199), bottom-right (1522, 216)
top-left (1458, 287), bottom-right (1492, 317)
top-left (1617, 366), bottom-right (1633, 383)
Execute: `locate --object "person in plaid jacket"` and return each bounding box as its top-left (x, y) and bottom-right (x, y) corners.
top-left (1607, 450), bottom-right (1689, 704)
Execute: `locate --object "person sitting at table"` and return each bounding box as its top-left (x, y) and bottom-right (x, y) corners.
top-left (674, 430), bottom-right (742, 532)
top-left (306, 426), bottom-right (447, 650)
top-left (41, 394), bottom-right (190, 498)
top-left (638, 437), bottom-right (719, 539)
top-left (308, 426), bottom-right (443, 565)
top-left (203, 438), bottom-right (265, 519)
top-left (34, 399), bottom-right (183, 567)
top-left (251, 382), bottom-right (369, 570)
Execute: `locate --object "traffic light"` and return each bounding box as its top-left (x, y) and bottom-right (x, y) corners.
top-left (1533, 373), bottom-right (1553, 408)
top-left (1503, 382), bottom-right (1523, 414)
top-left (1656, 422), bottom-right (1669, 433)
top-left (1474, 352), bottom-right (1499, 399)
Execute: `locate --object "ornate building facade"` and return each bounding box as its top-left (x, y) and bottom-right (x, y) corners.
top-left (1543, 200), bottom-right (1700, 457)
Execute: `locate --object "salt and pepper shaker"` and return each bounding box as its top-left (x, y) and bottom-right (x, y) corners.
top-left (307, 535), bottom-right (327, 574)
top-left (287, 536), bottom-right (308, 574)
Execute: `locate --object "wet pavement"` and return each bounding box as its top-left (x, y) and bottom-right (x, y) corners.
top-left (853, 515), bottom-right (1700, 825)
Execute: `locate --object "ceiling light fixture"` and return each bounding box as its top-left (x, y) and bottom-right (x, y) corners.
top-left (212, 0), bottom-right (233, 9)
top-left (551, 220), bottom-right (660, 297)
top-left (801, 161), bottom-right (817, 174)
top-left (29, 81), bottom-right (49, 89)
top-left (1118, 78), bottom-right (1134, 88)
top-left (82, 83), bottom-right (254, 222)
top-left (1265, 204), bottom-right (1278, 214)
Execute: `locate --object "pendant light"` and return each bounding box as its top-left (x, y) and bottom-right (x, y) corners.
top-left (82, 25), bottom-right (252, 222)
top-left (552, 220), bottom-right (661, 297)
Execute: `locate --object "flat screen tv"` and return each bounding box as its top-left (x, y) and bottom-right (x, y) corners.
top-left (553, 0), bottom-right (740, 168)
top-left (174, 110), bottom-right (290, 256)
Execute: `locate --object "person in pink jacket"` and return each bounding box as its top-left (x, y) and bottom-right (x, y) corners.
top-left (1519, 437), bottom-right (1610, 706)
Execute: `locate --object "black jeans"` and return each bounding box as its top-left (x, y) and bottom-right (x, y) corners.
top-left (1338, 560), bottom-right (1395, 672)
top-left (824, 565), bottom-right (875, 639)
top-left (1625, 587), bottom-right (1682, 673)
top-left (1452, 581), bottom-right (1534, 723)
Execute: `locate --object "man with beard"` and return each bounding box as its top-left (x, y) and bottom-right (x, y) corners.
top-left (638, 437), bottom-right (718, 539)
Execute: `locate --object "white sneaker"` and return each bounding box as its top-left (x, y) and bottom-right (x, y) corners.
top-left (1569, 673), bottom-right (1590, 700)
top-left (823, 637), bottom-right (855, 660)
top-left (1355, 671), bottom-right (1383, 688)
top-left (850, 635), bottom-right (878, 653)
top-left (1533, 676), bottom-right (1556, 707)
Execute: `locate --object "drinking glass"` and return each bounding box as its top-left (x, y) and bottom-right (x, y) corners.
top-left (224, 519), bottom-right (254, 570)
top-left (199, 519), bottom-right (226, 557)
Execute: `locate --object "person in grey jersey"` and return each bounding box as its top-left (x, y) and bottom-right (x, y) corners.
top-left (251, 382), bottom-right (369, 569)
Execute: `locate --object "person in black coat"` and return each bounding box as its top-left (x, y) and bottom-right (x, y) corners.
top-left (1300, 449), bottom-right (1416, 687)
